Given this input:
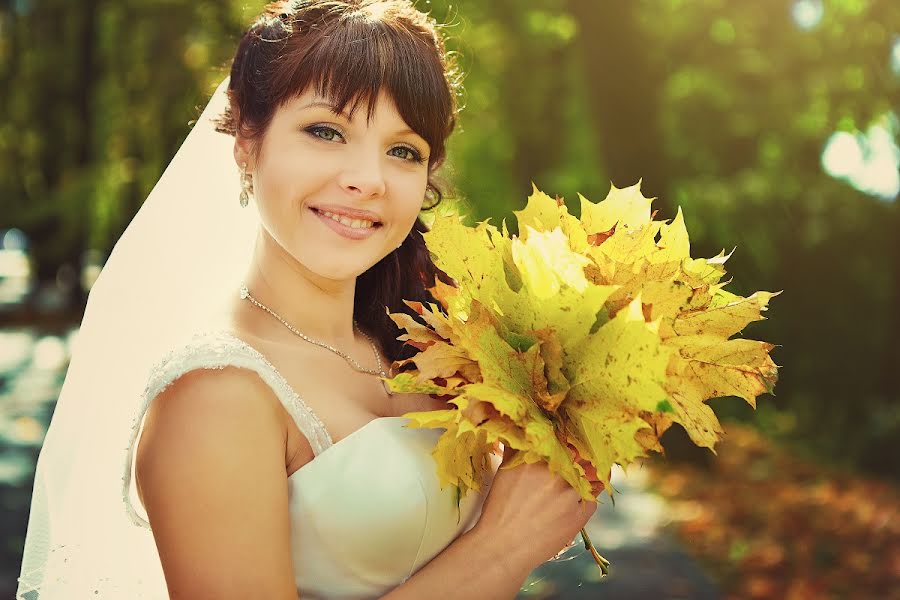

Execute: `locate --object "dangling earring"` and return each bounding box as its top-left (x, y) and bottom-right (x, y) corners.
top-left (239, 162), bottom-right (252, 208)
top-left (424, 185), bottom-right (437, 208)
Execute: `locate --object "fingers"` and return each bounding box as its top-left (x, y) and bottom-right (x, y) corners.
top-left (504, 442), bottom-right (605, 497)
top-left (582, 498), bottom-right (599, 520)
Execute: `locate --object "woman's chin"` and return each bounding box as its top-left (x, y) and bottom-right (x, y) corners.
top-left (297, 256), bottom-right (380, 281)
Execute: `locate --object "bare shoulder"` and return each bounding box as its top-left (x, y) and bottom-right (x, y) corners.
top-left (140, 365), bottom-right (288, 447)
top-left (136, 366), bottom-right (297, 599)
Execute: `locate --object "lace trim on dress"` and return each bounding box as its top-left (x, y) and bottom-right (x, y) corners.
top-left (121, 330), bottom-right (334, 528)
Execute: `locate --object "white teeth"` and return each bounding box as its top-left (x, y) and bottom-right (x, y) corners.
top-left (318, 209), bottom-right (376, 229)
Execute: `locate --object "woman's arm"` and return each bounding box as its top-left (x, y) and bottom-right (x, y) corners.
top-left (380, 523), bottom-right (535, 600)
top-left (136, 367), bottom-right (299, 599)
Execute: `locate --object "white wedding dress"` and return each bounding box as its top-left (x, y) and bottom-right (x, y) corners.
top-left (122, 330), bottom-right (500, 599)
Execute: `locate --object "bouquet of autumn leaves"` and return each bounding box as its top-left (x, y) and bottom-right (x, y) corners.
top-left (381, 181), bottom-right (780, 574)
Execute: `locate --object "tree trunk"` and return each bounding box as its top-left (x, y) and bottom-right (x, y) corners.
top-left (881, 196), bottom-right (900, 400)
top-left (489, 0), bottom-right (571, 208)
top-left (565, 0), bottom-right (671, 216)
top-left (73, 0), bottom-right (98, 167)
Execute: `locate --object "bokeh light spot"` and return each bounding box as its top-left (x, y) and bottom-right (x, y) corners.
top-left (791, 0), bottom-right (824, 31)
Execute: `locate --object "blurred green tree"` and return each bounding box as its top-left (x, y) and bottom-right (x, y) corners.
top-left (1, 0), bottom-right (897, 475)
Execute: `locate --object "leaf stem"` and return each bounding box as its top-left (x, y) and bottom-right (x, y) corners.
top-left (580, 527), bottom-right (610, 576)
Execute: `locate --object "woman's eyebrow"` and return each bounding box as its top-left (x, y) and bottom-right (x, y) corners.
top-left (299, 100), bottom-right (348, 116)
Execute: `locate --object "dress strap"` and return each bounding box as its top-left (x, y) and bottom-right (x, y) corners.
top-left (122, 330), bottom-right (333, 528)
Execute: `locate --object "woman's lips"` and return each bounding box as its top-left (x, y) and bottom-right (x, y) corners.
top-left (310, 207), bottom-right (382, 240)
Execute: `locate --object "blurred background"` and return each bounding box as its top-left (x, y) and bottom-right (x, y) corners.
top-left (1, 0), bottom-right (898, 598)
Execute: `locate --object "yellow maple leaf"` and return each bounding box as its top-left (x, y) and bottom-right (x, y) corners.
top-left (580, 180), bottom-right (654, 234)
top-left (511, 226), bottom-right (592, 298)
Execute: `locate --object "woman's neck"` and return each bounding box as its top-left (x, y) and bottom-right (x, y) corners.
top-left (235, 230), bottom-right (360, 349)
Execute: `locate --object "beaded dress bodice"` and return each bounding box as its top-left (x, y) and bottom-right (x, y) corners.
top-left (122, 330), bottom-right (499, 599)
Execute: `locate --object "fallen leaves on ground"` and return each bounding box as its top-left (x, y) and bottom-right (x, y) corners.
top-left (645, 423), bottom-right (900, 600)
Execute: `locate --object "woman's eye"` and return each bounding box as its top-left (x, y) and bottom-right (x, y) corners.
top-left (305, 126), bottom-right (424, 163)
top-left (389, 145), bottom-right (424, 163)
top-left (306, 125), bottom-right (343, 142)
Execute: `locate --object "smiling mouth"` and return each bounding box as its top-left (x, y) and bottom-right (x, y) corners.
top-left (310, 207), bottom-right (383, 229)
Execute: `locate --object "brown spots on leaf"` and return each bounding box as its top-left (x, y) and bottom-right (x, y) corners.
top-left (588, 224), bottom-right (617, 246)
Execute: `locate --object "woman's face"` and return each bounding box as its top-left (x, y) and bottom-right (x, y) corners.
top-left (236, 87), bottom-right (431, 281)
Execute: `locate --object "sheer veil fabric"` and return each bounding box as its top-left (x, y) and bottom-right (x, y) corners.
top-left (16, 76), bottom-right (259, 598)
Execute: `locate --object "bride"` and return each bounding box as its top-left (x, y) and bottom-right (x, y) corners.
top-left (17, 1), bottom-right (601, 598)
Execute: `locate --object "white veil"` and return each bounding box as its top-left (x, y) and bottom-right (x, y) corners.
top-left (16, 75), bottom-right (258, 598)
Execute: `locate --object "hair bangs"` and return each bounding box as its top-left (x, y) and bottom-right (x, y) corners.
top-left (278, 13), bottom-right (453, 163)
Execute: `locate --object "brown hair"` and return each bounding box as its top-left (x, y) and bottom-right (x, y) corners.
top-left (213, 0), bottom-right (459, 364)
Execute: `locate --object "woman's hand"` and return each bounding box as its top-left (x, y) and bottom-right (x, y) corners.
top-left (472, 444), bottom-right (599, 570)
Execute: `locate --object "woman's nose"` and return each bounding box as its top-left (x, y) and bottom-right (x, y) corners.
top-left (338, 151), bottom-right (386, 198)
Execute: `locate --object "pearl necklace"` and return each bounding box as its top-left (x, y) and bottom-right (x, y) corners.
top-left (240, 285), bottom-right (394, 396)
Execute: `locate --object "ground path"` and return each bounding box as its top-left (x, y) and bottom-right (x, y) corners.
top-left (517, 464), bottom-right (720, 599)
